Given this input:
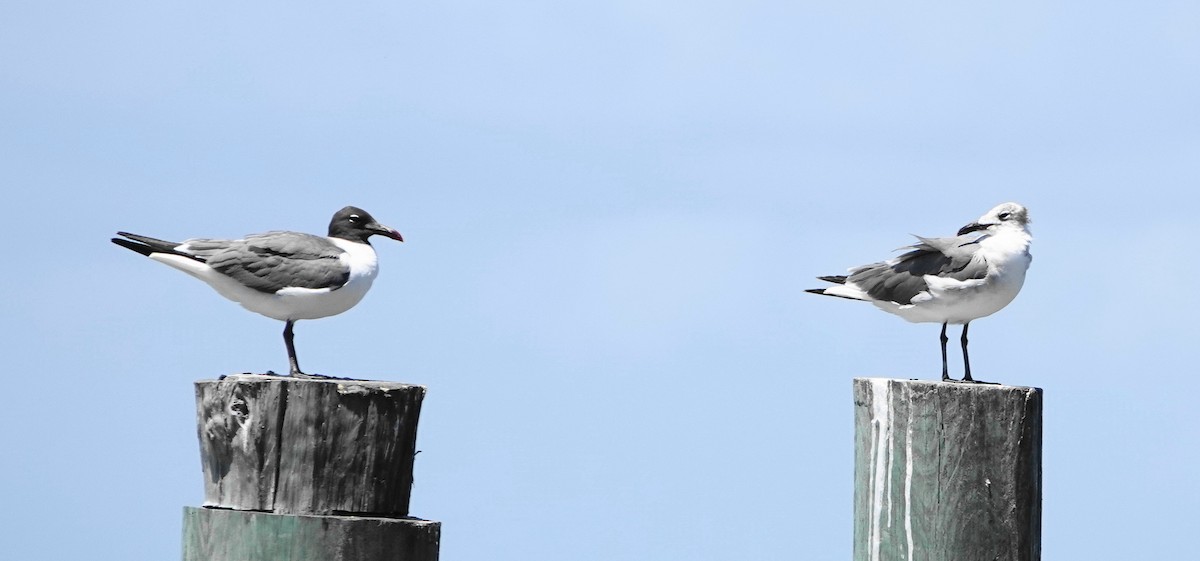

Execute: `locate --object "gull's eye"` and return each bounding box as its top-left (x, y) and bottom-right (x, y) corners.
top-left (998, 212), bottom-right (1012, 220)
top-left (349, 214), bottom-right (363, 223)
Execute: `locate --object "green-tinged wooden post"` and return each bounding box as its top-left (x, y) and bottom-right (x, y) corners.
top-left (853, 378), bottom-right (1042, 561)
top-left (183, 375), bottom-right (440, 561)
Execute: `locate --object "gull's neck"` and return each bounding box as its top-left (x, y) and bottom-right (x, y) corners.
top-left (980, 225), bottom-right (1032, 259)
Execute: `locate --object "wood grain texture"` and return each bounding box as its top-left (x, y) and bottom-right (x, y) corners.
top-left (274, 379), bottom-right (426, 516)
top-left (197, 378), bottom-right (287, 511)
top-left (182, 507), bottom-right (440, 561)
top-left (195, 376), bottom-right (426, 516)
top-left (853, 378), bottom-right (1042, 561)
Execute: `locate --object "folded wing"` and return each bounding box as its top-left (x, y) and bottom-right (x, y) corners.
top-left (197, 232), bottom-right (351, 294)
top-left (847, 235), bottom-right (987, 305)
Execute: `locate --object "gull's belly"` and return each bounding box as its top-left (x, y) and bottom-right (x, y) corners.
top-left (940, 273), bottom-right (1024, 323)
top-left (265, 277), bottom-right (375, 320)
top-left (192, 271), bottom-right (373, 321)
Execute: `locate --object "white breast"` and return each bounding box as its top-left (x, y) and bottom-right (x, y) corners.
top-left (272, 238), bottom-right (380, 320)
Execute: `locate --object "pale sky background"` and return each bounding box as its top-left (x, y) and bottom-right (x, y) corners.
top-left (2, 2), bottom-right (1198, 560)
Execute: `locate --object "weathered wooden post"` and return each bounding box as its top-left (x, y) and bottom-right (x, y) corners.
top-left (853, 378), bottom-right (1041, 561)
top-left (182, 375), bottom-right (440, 561)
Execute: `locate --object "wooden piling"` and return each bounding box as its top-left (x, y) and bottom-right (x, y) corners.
top-left (184, 375), bottom-right (439, 561)
top-left (181, 508), bottom-right (440, 561)
top-left (853, 378), bottom-right (1042, 561)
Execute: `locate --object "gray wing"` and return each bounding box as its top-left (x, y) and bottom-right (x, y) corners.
top-left (847, 235), bottom-right (987, 305)
top-left (196, 232), bottom-right (350, 294)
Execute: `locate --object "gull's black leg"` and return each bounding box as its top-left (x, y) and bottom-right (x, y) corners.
top-left (940, 322), bottom-right (951, 381)
top-left (284, 320), bottom-right (305, 377)
top-left (282, 320), bottom-right (341, 379)
top-left (960, 322), bottom-right (973, 382)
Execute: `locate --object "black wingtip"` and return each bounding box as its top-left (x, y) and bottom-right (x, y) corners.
top-left (817, 275), bottom-right (847, 284)
top-left (805, 286), bottom-right (865, 301)
top-left (111, 231), bottom-right (203, 261)
top-left (805, 275), bottom-right (848, 296)
top-left (111, 237), bottom-right (156, 257)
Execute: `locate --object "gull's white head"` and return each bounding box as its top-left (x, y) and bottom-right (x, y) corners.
top-left (958, 202), bottom-right (1030, 235)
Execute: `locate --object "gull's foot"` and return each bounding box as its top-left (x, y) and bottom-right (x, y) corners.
top-left (250, 370), bottom-right (291, 378)
top-left (289, 371), bottom-right (357, 381)
top-left (944, 377), bottom-right (1001, 385)
top-left (219, 371), bottom-right (288, 380)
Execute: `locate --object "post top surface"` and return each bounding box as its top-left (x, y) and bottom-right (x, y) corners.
top-left (196, 374), bottom-right (426, 392)
top-left (852, 376), bottom-right (1042, 394)
top-left (184, 506), bottom-right (441, 527)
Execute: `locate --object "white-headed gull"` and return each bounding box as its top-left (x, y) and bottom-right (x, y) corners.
top-left (113, 206), bottom-right (404, 377)
top-left (807, 202), bottom-right (1032, 382)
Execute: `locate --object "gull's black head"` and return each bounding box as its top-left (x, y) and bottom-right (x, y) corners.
top-left (328, 206), bottom-right (404, 244)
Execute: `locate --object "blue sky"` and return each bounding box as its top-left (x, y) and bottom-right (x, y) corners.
top-left (2, 2), bottom-right (1197, 559)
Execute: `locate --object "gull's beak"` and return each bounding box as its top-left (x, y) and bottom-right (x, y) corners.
top-left (369, 222), bottom-right (405, 242)
top-left (957, 222), bottom-right (990, 236)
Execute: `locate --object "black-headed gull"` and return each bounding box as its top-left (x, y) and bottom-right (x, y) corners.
top-left (113, 206), bottom-right (404, 377)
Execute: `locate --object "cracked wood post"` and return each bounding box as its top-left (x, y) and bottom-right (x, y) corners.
top-left (182, 376), bottom-right (440, 561)
top-left (853, 378), bottom-right (1042, 561)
